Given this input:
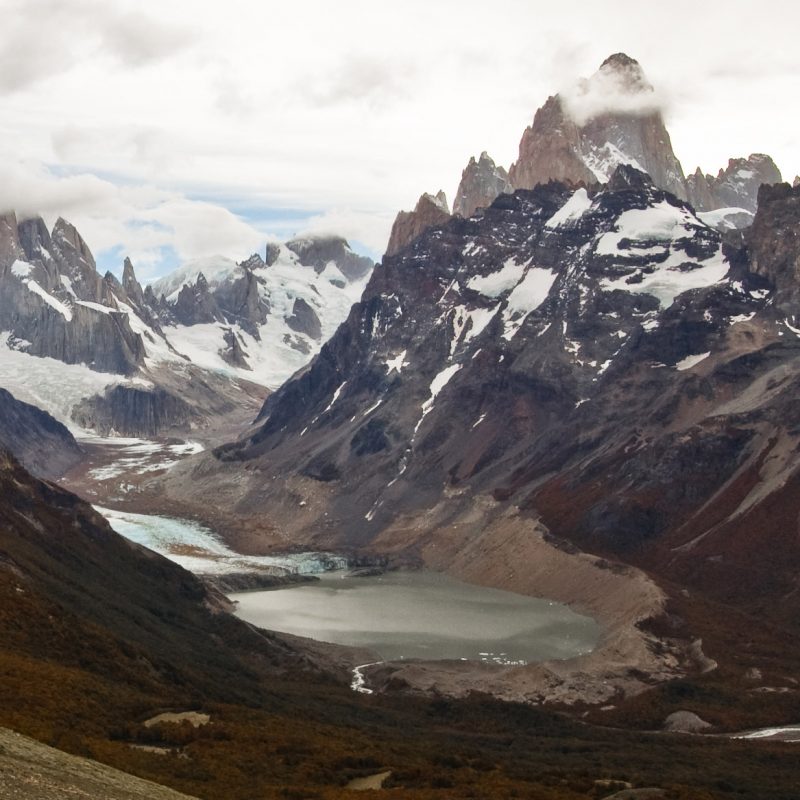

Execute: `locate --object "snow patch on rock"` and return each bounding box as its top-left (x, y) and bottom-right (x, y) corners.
top-left (502, 267), bottom-right (557, 339)
top-left (413, 364), bottom-right (462, 436)
top-left (675, 352), bottom-right (711, 371)
top-left (467, 259), bottom-right (525, 298)
top-left (545, 188), bottom-right (593, 228)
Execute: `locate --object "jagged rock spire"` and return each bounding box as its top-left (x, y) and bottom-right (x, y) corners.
top-left (122, 256), bottom-right (145, 307)
top-left (385, 191), bottom-right (451, 257)
top-left (453, 151), bottom-right (512, 218)
top-left (687, 154), bottom-right (782, 213)
top-left (509, 53), bottom-right (687, 199)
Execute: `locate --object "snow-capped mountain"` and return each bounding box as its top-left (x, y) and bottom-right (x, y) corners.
top-left (167, 168), bottom-right (800, 630)
top-left (389, 55), bottom-right (783, 258)
top-left (146, 237), bottom-right (371, 387)
top-left (510, 53), bottom-right (687, 199)
top-left (0, 214), bottom-right (372, 438)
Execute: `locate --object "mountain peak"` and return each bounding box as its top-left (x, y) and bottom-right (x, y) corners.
top-left (510, 55), bottom-right (683, 198)
top-left (607, 163), bottom-right (654, 191)
top-left (596, 52), bottom-right (651, 93)
top-left (122, 256), bottom-right (145, 306)
top-left (454, 152), bottom-right (512, 218)
top-left (424, 190), bottom-right (450, 214)
top-left (385, 191), bottom-right (452, 257)
top-left (600, 52), bottom-right (641, 72)
top-left (687, 153), bottom-right (782, 213)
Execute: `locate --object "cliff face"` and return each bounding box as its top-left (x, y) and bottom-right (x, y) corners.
top-left (746, 182), bottom-right (800, 313)
top-left (0, 214), bottom-right (146, 375)
top-left (453, 151), bottom-right (513, 218)
top-left (385, 191), bottom-right (452, 256)
top-left (508, 94), bottom-right (595, 191)
top-left (687, 154), bottom-right (783, 213)
top-left (0, 388), bottom-right (83, 479)
top-left (509, 54), bottom-right (687, 199)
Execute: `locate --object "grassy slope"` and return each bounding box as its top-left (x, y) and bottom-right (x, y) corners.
top-left (1, 449), bottom-right (800, 799)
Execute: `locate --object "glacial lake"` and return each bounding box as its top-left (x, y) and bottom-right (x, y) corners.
top-left (232, 570), bottom-right (601, 665)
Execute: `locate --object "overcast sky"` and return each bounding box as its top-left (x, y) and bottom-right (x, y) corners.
top-left (1, 0), bottom-right (798, 281)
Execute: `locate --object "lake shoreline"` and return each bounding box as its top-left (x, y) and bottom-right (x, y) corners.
top-left (230, 569), bottom-right (601, 667)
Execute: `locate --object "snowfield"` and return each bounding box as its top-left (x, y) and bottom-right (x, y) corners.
top-left (0, 332), bottom-right (126, 434)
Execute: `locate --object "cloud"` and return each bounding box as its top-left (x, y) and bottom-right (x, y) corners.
top-left (299, 53), bottom-right (418, 110)
top-left (0, 158), bottom-right (264, 280)
top-left (297, 207), bottom-right (395, 259)
top-left (559, 57), bottom-right (667, 127)
top-left (51, 124), bottom-right (182, 176)
top-left (0, 0), bottom-right (197, 94)
top-left (100, 9), bottom-right (196, 67)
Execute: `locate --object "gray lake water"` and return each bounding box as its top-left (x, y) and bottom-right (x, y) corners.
top-left (232, 570), bottom-right (601, 664)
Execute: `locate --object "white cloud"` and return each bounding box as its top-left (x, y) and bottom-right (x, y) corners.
top-left (0, 157), bottom-right (264, 280)
top-left (0, 0), bottom-right (197, 94)
top-left (299, 54), bottom-right (419, 110)
top-left (560, 57), bottom-right (667, 127)
top-left (0, 0), bottom-right (798, 279)
top-left (297, 207), bottom-right (397, 258)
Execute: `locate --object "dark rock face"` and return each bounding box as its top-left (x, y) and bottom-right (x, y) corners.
top-left (122, 256), bottom-right (145, 307)
top-left (509, 55), bottom-right (687, 199)
top-left (385, 191), bottom-right (451, 256)
top-left (172, 273), bottom-right (222, 325)
top-left (201, 167), bottom-right (800, 621)
top-left (220, 327), bottom-right (252, 369)
top-left (687, 154), bottom-right (783, 213)
top-left (50, 217), bottom-right (110, 304)
top-left (214, 267), bottom-right (269, 336)
top-left (286, 236), bottom-right (373, 281)
top-left (0, 388), bottom-right (83, 479)
top-left (746, 182), bottom-right (800, 313)
top-left (686, 168), bottom-right (715, 212)
top-left (0, 214), bottom-right (147, 375)
top-left (286, 297), bottom-right (322, 340)
top-left (265, 242), bottom-right (281, 266)
top-left (0, 213), bottom-right (24, 274)
top-left (453, 152), bottom-right (513, 218)
top-left (73, 384), bottom-right (198, 437)
top-left (0, 278), bottom-right (145, 375)
top-left (18, 216), bottom-right (53, 265)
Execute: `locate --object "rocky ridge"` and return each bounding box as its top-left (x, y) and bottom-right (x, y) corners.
top-left (453, 151), bottom-right (513, 218)
top-left (385, 191), bottom-right (451, 256)
top-left (686, 153), bottom-right (782, 214)
top-left (387, 54), bottom-right (782, 258)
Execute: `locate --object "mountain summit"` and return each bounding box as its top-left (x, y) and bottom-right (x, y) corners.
top-left (509, 53), bottom-right (686, 198)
